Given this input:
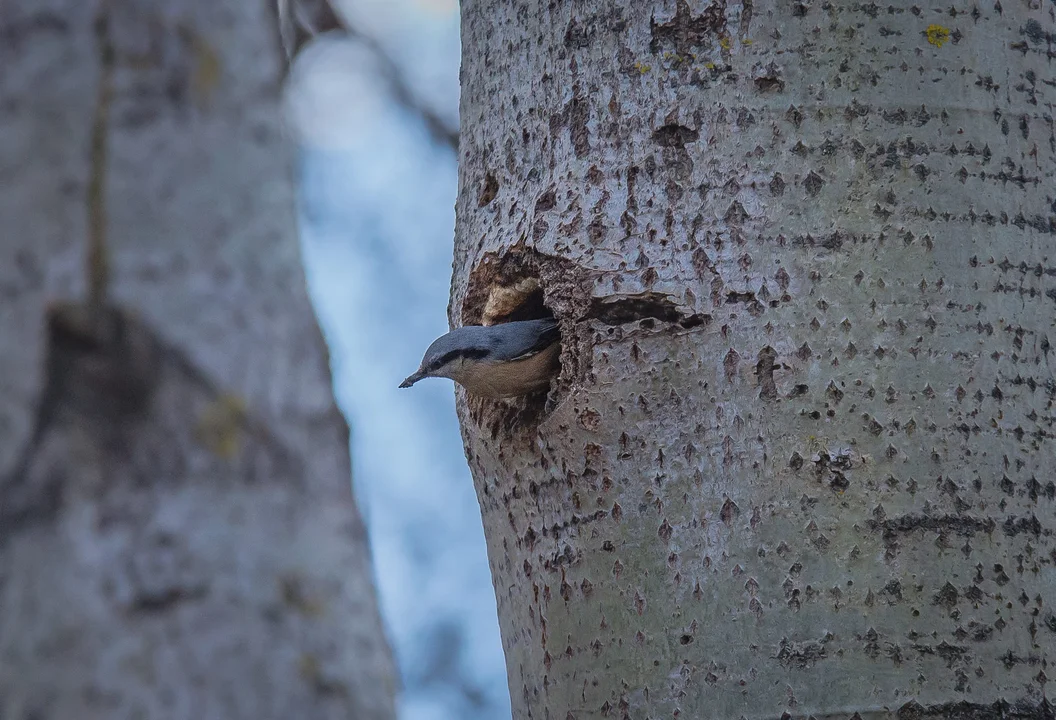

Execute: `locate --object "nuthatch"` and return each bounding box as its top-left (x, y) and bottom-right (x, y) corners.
top-left (400, 318), bottom-right (561, 398)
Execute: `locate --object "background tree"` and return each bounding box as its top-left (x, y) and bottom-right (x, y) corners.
top-left (454, 0), bottom-right (1055, 717)
top-left (0, 1), bottom-right (395, 717)
top-left (282, 2), bottom-right (519, 718)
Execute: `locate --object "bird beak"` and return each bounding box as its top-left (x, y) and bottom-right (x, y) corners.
top-left (399, 370), bottom-right (425, 389)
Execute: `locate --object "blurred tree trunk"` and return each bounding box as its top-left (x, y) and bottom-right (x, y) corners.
top-left (0, 1), bottom-right (396, 718)
top-left (454, 1), bottom-right (1055, 718)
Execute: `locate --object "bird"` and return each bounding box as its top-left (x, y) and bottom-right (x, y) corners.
top-left (400, 318), bottom-right (561, 398)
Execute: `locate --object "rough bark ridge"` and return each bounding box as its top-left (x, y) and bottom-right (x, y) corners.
top-left (0, 0), bottom-right (396, 717)
top-left (455, 0), bottom-right (1055, 717)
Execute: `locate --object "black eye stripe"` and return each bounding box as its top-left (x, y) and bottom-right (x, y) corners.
top-left (430, 347), bottom-right (489, 371)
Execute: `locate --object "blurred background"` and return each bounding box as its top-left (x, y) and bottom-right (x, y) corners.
top-left (286, 2), bottom-right (510, 719)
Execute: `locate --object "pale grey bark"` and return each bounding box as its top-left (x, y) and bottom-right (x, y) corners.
top-left (0, 1), bottom-right (396, 718)
top-left (454, 1), bottom-right (1055, 718)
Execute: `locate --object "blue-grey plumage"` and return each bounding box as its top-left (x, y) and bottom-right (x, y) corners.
top-left (400, 318), bottom-right (561, 398)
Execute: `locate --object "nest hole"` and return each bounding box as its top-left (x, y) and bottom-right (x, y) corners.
top-left (479, 277), bottom-right (553, 326)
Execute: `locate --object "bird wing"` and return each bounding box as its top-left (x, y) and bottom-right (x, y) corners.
top-left (504, 319), bottom-right (560, 362)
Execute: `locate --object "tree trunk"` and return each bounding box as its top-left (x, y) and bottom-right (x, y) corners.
top-left (0, 1), bottom-right (396, 718)
top-left (454, 1), bottom-right (1055, 717)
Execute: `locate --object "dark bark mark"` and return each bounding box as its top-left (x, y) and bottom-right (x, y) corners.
top-left (803, 171), bottom-right (825, 196)
top-left (566, 87), bottom-right (590, 159)
top-left (588, 293), bottom-right (708, 329)
top-left (753, 63), bottom-right (783, 93)
top-left (6, 300), bottom-right (299, 541)
top-left (626, 165), bottom-right (639, 212)
top-left (563, 17), bottom-right (591, 49)
top-left (882, 108), bottom-right (908, 125)
top-left (720, 497), bottom-right (739, 526)
top-left (781, 230), bottom-right (885, 251)
top-left (769, 173), bottom-right (786, 197)
top-left (652, 123), bottom-right (699, 148)
top-left (870, 514), bottom-right (997, 551)
top-left (1002, 514), bottom-right (1042, 537)
top-left (0, 470), bottom-right (63, 543)
top-left (691, 246), bottom-right (716, 279)
top-left (523, 526), bottom-right (537, 551)
top-left (531, 218), bottom-right (549, 242)
top-left (534, 188), bottom-right (557, 213)
top-left (479, 172), bottom-right (499, 207)
top-left (933, 581), bottom-right (959, 609)
top-left (998, 650), bottom-right (1044, 669)
top-left (774, 268), bottom-right (790, 292)
top-left (909, 642), bottom-right (968, 669)
top-left (130, 584), bottom-right (208, 614)
top-left (898, 698), bottom-right (1055, 719)
top-left (724, 201), bottom-right (750, 224)
top-left (880, 579), bottom-right (903, 603)
top-left (723, 348), bottom-right (740, 381)
top-left (45, 302), bottom-right (162, 422)
top-left (739, 0), bottom-right (753, 37)
top-left (1022, 19), bottom-right (1053, 47)
top-left (1, 303), bottom-right (163, 541)
top-left (0, 11), bottom-right (69, 53)
top-left (658, 519), bottom-right (673, 542)
top-left (649, 0), bottom-right (728, 56)
top-left (810, 450), bottom-right (852, 492)
top-left (774, 633), bottom-right (831, 668)
top-left (533, 512), bottom-right (609, 550)
top-left (755, 346), bottom-right (778, 400)
top-left (754, 75), bottom-right (784, 92)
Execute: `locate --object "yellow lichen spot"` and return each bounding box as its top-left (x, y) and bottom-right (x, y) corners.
top-left (297, 653), bottom-right (349, 696)
top-left (719, 35), bottom-right (732, 50)
top-left (663, 51), bottom-right (688, 66)
top-left (192, 39), bottom-right (221, 105)
top-left (195, 393), bottom-right (246, 459)
top-left (633, 61), bottom-right (651, 74)
top-left (704, 62), bottom-right (716, 70)
top-left (742, 37), bottom-right (753, 45)
top-left (279, 574), bottom-right (327, 618)
top-left (925, 24), bottom-right (950, 47)
top-left (298, 654), bottom-right (320, 683)
top-left (175, 24), bottom-right (222, 108)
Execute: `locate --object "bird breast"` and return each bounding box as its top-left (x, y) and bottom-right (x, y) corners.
top-left (452, 341), bottom-right (560, 398)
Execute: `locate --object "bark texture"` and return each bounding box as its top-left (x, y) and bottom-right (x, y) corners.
top-left (455, 0), bottom-right (1055, 717)
top-left (0, 1), bottom-right (396, 718)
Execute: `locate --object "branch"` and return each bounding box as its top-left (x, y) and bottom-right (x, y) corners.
top-left (276, 0), bottom-right (459, 152)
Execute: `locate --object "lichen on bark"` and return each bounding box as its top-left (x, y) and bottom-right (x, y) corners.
top-left (0, 0), bottom-right (396, 717)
